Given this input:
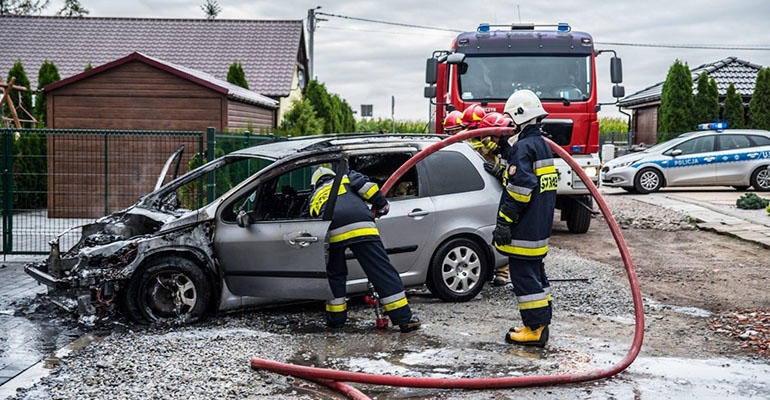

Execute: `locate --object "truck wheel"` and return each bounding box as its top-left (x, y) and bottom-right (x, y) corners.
top-left (634, 168), bottom-right (663, 194)
top-left (566, 195), bottom-right (592, 234)
top-left (124, 256), bottom-right (212, 325)
top-left (426, 238), bottom-right (488, 302)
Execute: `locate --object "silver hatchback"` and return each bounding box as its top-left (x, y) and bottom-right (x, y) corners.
top-left (601, 128), bottom-right (770, 193)
top-left (25, 134), bottom-right (507, 324)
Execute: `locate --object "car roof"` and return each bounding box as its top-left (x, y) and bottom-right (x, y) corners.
top-left (229, 133), bottom-right (447, 160)
top-left (676, 128), bottom-right (770, 140)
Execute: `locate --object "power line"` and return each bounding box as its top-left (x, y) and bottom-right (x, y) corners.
top-left (317, 11), bottom-right (770, 51)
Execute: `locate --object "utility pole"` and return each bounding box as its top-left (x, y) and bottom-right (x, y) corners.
top-left (307, 6), bottom-right (323, 80)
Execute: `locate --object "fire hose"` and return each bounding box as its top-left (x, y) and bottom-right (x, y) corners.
top-left (251, 127), bottom-right (644, 398)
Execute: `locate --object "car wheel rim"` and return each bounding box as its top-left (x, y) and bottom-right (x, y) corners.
top-left (757, 169), bottom-right (770, 189)
top-left (440, 245), bottom-right (482, 294)
top-left (145, 272), bottom-right (197, 319)
top-left (640, 171), bottom-right (659, 191)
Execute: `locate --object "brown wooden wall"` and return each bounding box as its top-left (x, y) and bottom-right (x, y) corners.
top-left (631, 106), bottom-right (659, 146)
top-left (47, 61), bottom-right (226, 131)
top-left (227, 100), bottom-right (275, 131)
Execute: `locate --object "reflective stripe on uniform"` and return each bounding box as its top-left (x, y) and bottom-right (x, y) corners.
top-left (381, 291), bottom-right (408, 312)
top-left (326, 297), bottom-right (347, 312)
top-left (498, 210), bottom-right (514, 223)
top-left (494, 238), bottom-right (549, 257)
top-left (358, 182), bottom-right (379, 200)
top-left (329, 221), bottom-right (379, 243)
top-left (309, 180), bottom-right (349, 217)
top-left (517, 292), bottom-right (549, 310)
top-left (534, 159), bottom-right (557, 177)
top-left (506, 184), bottom-right (533, 203)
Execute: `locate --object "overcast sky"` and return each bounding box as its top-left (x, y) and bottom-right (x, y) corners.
top-left (45, 0), bottom-right (770, 122)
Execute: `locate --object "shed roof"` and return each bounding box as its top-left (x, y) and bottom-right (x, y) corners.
top-left (0, 15), bottom-right (305, 98)
top-left (618, 57), bottom-right (764, 108)
top-left (45, 52), bottom-right (279, 109)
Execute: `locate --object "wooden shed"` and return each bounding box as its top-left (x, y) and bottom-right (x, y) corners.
top-left (42, 52), bottom-right (279, 218)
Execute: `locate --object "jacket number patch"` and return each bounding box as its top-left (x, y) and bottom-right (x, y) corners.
top-left (539, 173), bottom-right (559, 192)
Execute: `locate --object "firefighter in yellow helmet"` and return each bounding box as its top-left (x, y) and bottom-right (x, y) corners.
top-left (306, 167), bottom-right (421, 333)
top-left (493, 89), bottom-right (558, 347)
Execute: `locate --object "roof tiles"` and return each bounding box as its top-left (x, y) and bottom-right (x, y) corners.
top-left (0, 15), bottom-right (305, 97)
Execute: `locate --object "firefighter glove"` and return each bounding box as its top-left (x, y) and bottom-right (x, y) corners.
top-left (374, 203), bottom-right (390, 218)
top-left (493, 217), bottom-right (512, 246)
top-left (484, 162), bottom-right (506, 181)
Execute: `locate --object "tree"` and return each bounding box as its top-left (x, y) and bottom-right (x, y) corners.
top-left (226, 61), bottom-right (248, 89)
top-left (57, 0), bottom-right (88, 16)
top-left (36, 60), bottom-right (61, 126)
top-left (658, 60), bottom-right (694, 142)
top-left (276, 98), bottom-right (324, 137)
top-left (5, 60), bottom-right (33, 127)
top-left (0, 0), bottom-right (49, 15)
top-left (723, 83), bottom-right (745, 129)
top-left (201, 0), bottom-right (221, 20)
top-left (749, 68), bottom-right (770, 130)
top-left (692, 72), bottom-right (719, 125)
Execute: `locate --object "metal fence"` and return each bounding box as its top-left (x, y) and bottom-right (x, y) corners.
top-left (0, 127), bottom-right (278, 255)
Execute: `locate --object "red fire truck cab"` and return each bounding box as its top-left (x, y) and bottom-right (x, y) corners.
top-left (425, 22), bottom-right (624, 233)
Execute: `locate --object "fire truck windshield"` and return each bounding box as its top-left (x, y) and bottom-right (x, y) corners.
top-left (458, 55), bottom-right (591, 103)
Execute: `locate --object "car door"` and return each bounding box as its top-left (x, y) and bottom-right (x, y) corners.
top-left (664, 135), bottom-right (717, 186)
top-left (213, 160), bottom-right (339, 300)
top-left (715, 134), bottom-right (754, 184)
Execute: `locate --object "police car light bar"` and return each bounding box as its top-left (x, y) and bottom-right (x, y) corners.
top-left (477, 22), bottom-right (571, 32)
top-left (697, 122), bottom-right (728, 132)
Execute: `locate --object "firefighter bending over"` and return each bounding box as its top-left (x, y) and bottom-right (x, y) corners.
top-left (493, 90), bottom-right (558, 347)
top-left (307, 167), bottom-right (421, 333)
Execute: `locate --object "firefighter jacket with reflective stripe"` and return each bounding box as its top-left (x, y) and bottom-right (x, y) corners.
top-left (494, 124), bottom-right (558, 260)
top-left (309, 170), bottom-right (388, 248)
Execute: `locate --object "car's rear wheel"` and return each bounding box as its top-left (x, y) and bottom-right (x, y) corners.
top-left (426, 238), bottom-right (488, 302)
top-left (124, 256), bottom-right (212, 324)
top-left (622, 187), bottom-right (637, 193)
top-left (750, 167), bottom-right (770, 191)
top-left (634, 168), bottom-right (663, 194)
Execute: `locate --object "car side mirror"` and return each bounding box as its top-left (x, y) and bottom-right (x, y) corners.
top-left (671, 149), bottom-right (683, 157)
top-left (236, 210), bottom-right (252, 228)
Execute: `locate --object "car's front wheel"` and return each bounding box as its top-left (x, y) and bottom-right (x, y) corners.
top-left (426, 238), bottom-right (488, 302)
top-left (750, 167), bottom-right (770, 191)
top-left (634, 168), bottom-right (663, 194)
top-left (124, 256), bottom-right (212, 324)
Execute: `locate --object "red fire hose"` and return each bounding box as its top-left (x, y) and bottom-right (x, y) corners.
top-left (251, 127), bottom-right (644, 398)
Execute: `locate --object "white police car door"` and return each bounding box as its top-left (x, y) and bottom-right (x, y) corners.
top-left (715, 134), bottom-right (754, 184)
top-left (666, 135), bottom-right (717, 186)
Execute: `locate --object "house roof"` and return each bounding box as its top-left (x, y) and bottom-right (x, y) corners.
top-left (45, 52), bottom-right (279, 109)
top-left (0, 15), bottom-right (305, 98)
top-left (618, 57), bottom-right (764, 108)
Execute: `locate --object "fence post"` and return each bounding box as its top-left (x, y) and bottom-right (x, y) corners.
top-left (104, 132), bottom-right (109, 215)
top-left (1, 129), bottom-right (13, 254)
top-left (206, 127), bottom-right (216, 205)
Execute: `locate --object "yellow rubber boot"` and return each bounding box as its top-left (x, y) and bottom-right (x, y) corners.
top-left (505, 325), bottom-right (549, 347)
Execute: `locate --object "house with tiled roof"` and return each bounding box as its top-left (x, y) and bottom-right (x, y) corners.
top-left (618, 57), bottom-right (763, 145)
top-left (0, 15), bottom-right (308, 127)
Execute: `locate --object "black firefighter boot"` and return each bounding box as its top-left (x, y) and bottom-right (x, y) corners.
top-left (398, 316), bottom-right (421, 333)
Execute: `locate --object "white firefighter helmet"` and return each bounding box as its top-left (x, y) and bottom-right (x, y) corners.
top-left (311, 167), bottom-right (336, 187)
top-left (503, 89), bottom-right (548, 125)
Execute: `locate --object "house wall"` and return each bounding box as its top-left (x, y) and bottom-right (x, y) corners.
top-left (226, 100), bottom-right (275, 132)
top-left (45, 61), bottom-right (222, 217)
top-left (631, 106), bottom-right (659, 146)
top-left (276, 65), bottom-right (305, 125)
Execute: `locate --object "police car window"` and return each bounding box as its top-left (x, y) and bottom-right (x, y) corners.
top-left (749, 135), bottom-right (770, 147)
top-left (718, 135), bottom-right (751, 151)
top-left (419, 150), bottom-right (484, 196)
top-left (675, 136), bottom-right (714, 155)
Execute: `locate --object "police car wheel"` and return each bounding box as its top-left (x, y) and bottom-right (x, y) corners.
top-left (750, 167), bottom-right (770, 192)
top-left (634, 168), bottom-right (662, 194)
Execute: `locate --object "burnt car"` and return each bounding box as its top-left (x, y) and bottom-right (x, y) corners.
top-left (25, 134), bottom-right (507, 324)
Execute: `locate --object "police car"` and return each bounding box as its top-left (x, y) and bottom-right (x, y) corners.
top-left (601, 123), bottom-right (770, 193)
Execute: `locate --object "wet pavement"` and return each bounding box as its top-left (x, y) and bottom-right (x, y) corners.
top-left (2, 187), bottom-right (770, 398)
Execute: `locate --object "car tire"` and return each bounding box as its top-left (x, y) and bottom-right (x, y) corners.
top-left (565, 195), bottom-right (592, 234)
top-left (124, 256), bottom-right (212, 324)
top-left (750, 167), bottom-right (770, 191)
top-left (634, 168), bottom-right (663, 194)
top-left (426, 237), bottom-right (488, 302)
top-left (621, 187), bottom-right (637, 193)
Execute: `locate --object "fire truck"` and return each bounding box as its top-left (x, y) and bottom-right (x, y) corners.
top-left (424, 22), bottom-right (625, 233)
